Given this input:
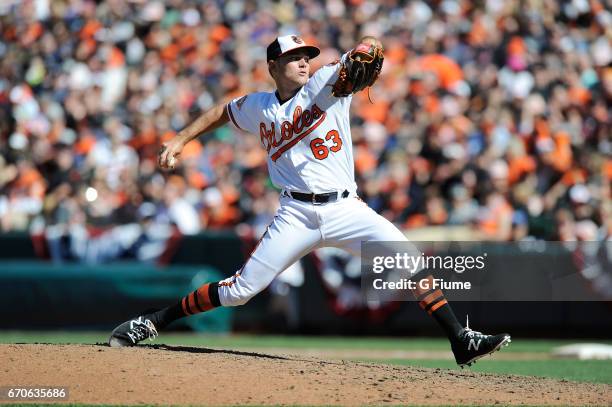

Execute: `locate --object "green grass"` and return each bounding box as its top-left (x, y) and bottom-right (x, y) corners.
top-left (2, 331), bottom-right (611, 384)
top-left (0, 331), bottom-right (605, 352)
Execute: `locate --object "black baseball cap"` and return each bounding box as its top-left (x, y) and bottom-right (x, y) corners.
top-left (266, 35), bottom-right (320, 61)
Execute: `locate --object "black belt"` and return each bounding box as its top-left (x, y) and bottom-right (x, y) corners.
top-left (286, 190), bottom-right (349, 204)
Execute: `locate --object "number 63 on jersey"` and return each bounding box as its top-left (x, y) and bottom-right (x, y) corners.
top-left (310, 129), bottom-right (343, 160)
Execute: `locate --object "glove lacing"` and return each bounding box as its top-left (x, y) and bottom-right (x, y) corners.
top-left (367, 87), bottom-right (374, 104)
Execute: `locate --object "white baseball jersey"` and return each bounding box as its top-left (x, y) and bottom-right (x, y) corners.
top-left (226, 53), bottom-right (357, 194)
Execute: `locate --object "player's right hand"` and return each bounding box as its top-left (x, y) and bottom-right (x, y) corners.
top-left (158, 138), bottom-right (185, 171)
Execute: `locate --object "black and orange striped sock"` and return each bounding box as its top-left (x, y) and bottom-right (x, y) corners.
top-left (413, 275), bottom-right (463, 340)
top-left (180, 282), bottom-right (221, 316)
top-left (152, 282), bottom-right (221, 329)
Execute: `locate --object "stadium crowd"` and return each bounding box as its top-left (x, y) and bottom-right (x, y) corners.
top-left (0, 0), bottom-right (610, 245)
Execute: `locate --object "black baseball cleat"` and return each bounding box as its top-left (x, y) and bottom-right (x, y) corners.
top-left (108, 314), bottom-right (158, 347)
top-left (451, 316), bottom-right (511, 367)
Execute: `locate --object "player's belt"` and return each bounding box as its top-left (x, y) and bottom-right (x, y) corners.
top-left (287, 190), bottom-right (350, 204)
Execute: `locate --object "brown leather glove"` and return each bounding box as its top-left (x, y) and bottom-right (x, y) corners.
top-left (332, 40), bottom-right (384, 97)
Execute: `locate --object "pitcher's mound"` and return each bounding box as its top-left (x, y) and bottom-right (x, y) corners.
top-left (1, 344), bottom-right (609, 405)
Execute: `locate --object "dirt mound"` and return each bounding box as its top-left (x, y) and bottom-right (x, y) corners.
top-left (1, 344), bottom-right (609, 405)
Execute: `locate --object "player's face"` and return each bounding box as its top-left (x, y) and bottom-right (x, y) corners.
top-left (272, 51), bottom-right (311, 90)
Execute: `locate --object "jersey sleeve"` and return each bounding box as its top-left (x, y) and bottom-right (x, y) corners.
top-left (226, 94), bottom-right (260, 135)
top-left (306, 51), bottom-right (351, 97)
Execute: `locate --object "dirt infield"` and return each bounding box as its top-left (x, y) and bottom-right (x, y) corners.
top-left (1, 344), bottom-right (609, 406)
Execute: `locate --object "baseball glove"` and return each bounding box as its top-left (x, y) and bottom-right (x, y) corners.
top-left (332, 41), bottom-right (384, 98)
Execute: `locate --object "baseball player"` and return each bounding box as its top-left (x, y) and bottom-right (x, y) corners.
top-left (109, 35), bottom-right (511, 367)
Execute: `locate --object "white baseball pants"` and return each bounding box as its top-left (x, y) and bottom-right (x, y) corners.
top-left (217, 193), bottom-right (408, 306)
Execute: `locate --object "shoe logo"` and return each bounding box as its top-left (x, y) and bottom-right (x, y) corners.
top-left (468, 338), bottom-right (482, 351)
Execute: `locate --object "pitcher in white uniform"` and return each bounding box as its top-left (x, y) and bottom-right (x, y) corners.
top-left (109, 34), bottom-right (510, 367)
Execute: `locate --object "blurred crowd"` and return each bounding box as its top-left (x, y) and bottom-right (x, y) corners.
top-left (0, 0), bottom-right (610, 243)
